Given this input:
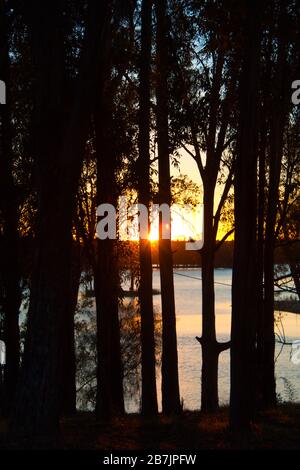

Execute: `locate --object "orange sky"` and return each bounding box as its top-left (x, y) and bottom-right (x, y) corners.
top-left (169, 149), bottom-right (234, 242)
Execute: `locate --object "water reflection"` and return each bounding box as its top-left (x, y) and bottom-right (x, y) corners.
top-left (126, 268), bottom-right (300, 411)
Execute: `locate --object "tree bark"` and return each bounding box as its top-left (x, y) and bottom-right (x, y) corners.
top-left (262, 2), bottom-right (289, 408)
top-left (230, 0), bottom-right (261, 432)
top-left (255, 102), bottom-right (267, 409)
top-left (194, 52), bottom-right (233, 413)
top-left (94, 16), bottom-right (124, 418)
top-left (10, 0), bottom-right (110, 442)
top-left (60, 242), bottom-right (81, 415)
top-left (155, 0), bottom-right (181, 415)
top-left (138, 0), bottom-right (158, 417)
top-left (200, 184), bottom-right (231, 412)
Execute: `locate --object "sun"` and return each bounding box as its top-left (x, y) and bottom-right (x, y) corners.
top-left (148, 224), bottom-right (158, 242)
top-left (147, 217), bottom-right (195, 242)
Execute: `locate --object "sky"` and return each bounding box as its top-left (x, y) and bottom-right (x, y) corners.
top-left (169, 149), bottom-right (233, 242)
top-left (171, 149), bottom-right (202, 186)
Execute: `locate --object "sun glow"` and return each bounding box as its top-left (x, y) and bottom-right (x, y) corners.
top-left (146, 207), bottom-right (203, 242)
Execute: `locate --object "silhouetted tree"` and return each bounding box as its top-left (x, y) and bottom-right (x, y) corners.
top-left (168, 1), bottom-right (235, 411)
top-left (230, 0), bottom-right (262, 432)
top-left (155, 0), bottom-right (181, 415)
top-left (60, 241), bottom-right (81, 415)
top-left (0, 1), bottom-right (21, 414)
top-left (262, 0), bottom-right (292, 408)
top-left (137, 0), bottom-right (158, 416)
top-left (11, 0), bottom-right (111, 441)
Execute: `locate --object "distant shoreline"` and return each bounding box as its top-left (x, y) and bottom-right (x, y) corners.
top-left (275, 300), bottom-right (300, 314)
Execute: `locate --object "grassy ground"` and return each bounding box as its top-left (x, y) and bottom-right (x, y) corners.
top-left (1, 404), bottom-right (300, 450)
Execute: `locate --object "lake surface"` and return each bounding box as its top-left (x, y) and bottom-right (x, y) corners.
top-left (126, 268), bottom-right (300, 412)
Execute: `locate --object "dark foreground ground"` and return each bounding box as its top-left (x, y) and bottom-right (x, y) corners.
top-left (1, 404), bottom-right (300, 450)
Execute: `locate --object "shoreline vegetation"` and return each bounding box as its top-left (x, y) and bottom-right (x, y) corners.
top-left (16, 239), bottom-right (300, 272)
top-left (275, 300), bottom-right (300, 315)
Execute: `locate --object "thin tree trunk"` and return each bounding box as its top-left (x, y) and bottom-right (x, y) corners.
top-left (198, 186), bottom-right (231, 412)
top-left (262, 2), bottom-right (289, 409)
top-left (60, 242), bottom-right (81, 415)
top-left (230, 0), bottom-right (261, 432)
top-left (94, 235), bottom-right (124, 418)
top-left (199, 186), bottom-right (219, 412)
top-left (255, 107), bottom-right (267, 409)
top-left (94, 240), bottom-right (124, 419)
top-left (94, 25), bottom-right (124, 418)
top-left (138, 0), bottom-right (158, 417)
top-left (155, 0), bottom-right (181, 415)
top-left (191, 48), bottom-right (232, 413)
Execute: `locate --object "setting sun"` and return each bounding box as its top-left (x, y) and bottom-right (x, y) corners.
top-left (145, 206), bottom-right (203, 242)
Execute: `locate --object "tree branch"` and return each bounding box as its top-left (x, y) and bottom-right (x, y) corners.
top-left (215, 228), bottom-right (235, 251)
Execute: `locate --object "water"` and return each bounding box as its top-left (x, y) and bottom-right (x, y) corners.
top-left (126, 268), bottom-right (300, 411)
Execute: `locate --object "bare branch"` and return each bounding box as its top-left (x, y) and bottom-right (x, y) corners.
top-left (215, 228), bottom-right (235, 252)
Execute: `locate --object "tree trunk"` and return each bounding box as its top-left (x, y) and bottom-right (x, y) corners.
top-left (200, 186), bottom-right (219, 412)
top-left (138, 0), bottom-right (158, 417)
top-left (262, 2), bottom-right (289, 408)
top-left (60, 242), bottom-right (81, 415)
top-left (255, 106), bottom-right (267, 409)
top-left (155, 0), bottom-right (181, 415)
top-left (10, 0), bottom-right (111, 442)
top-left (189, 46), bottom-right (232, 415)
top-left (9, 3), bottom-right (68, 441)
top-left (94, 30), bottom-right (124, 418)
top-left (230, 0), bottom-right (261, 432)
top-left (94, 240), bottom-right (124, 419)
top-left (94, 229), bottom-right (124, 418)
top-left (0, 3), bottom-right (20, 414)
